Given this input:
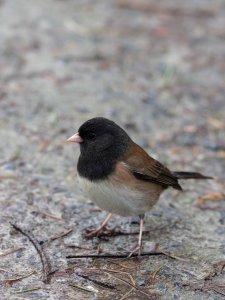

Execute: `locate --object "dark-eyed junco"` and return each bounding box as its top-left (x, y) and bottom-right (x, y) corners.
top-left (66, 117), bottom-right (212, 256)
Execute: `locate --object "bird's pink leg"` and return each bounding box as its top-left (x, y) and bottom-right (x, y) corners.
top-left (128, 214), bottom-right (144, 257)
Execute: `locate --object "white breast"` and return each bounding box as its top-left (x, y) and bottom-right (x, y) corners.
top-left (78, 175), bottom-right (160, 217)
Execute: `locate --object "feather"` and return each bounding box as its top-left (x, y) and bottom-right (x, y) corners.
top-left (121, 142), bottom-right (182, 190)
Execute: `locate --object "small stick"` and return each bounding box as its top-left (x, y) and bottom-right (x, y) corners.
top-left (0, 174), bottom-right (18, 180)
top-left (10, 222), bottom-right (52, 284)
top-left (106, 259), bottom-right (133, 270)
top-left (84, 267), bottom-right (136, 287)
top-left (109, 273), bottom-right (155, 299)
top-left (66, 251), bottom-right (162, 259)
top-left (214, 260), bottom-right (225, 273)
top-left (0, 150), bottom-right (21, 166)
top-left (4, 271), bottom-right (35, 286)
top-left (155, 245), bottom-right (188, 261)
top-left (38, 211), bottom-right (64, 221)
top-left (85, 267), bottom-right (133, 275)
top-left (91, 229), bottom-right (153, 238)
top-left (15, 287), bottom-right (41, 294)
top-left (77, 273), bottom-right (116, 290)
top-left (0, 247), bottom-right (25, 257)
top-left (119, 287), bottom-right (134, 300)
top-left (50, 228), bottom-right (73, 241)
top-left (64, 244), bottom-right (92, 251)
top-left (69, 283), bottom-right (94, 293)
top-left (208, 287), bottom-right (225, 297)
top-left (207, 284), bottom-right (225, 289)
top-left (149, 266), bottom-right (163, 285)
top-left (195, 203), bottom-right (225, 212)
top-left (0, 268), bottom-right (9, 272)
top-left (82, 267), bottom-right (158, 297)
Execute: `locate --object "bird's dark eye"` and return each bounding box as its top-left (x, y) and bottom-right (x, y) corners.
top-left (88, 132), bottom-right (96, 139)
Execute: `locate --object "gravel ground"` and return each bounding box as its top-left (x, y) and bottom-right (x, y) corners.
top-left (0, 0), bottom-right (225, 299)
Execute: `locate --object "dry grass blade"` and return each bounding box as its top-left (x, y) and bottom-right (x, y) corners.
top-left (92, 229), bottom-right (151, 238)
top-left (38, 211), bottom-right (64, 221)
top-left (14, 287), bottom-right (41, 294)
top-left (208, 284), bottom-right (225, 288)
top-left (209, 286), bottom-right (225, 296)
top-left (12, 298), bottom-right (34, 300)
top-left (69, 283), bottom-right (95, 293)
top-left (39, 139), bottom-right (53, 152)
top-left (109, 273), bottom-right (153, 299)
top-left (108, 273), bottom-right (136, 289)
top-left (85, 267), bottom-right (136, 288)
top-left (77, 273), bottom-right (116, 290)
top-left (116, 0), bottom-right (216, 17)
top-left (198, 192), bottom-right (225, 202)
top-left (0, 174), bottom-right (18, 180)
top-left (149, 266), bottom-right (163, 285)
top-left (106, 259), bottom-right (134, 270)
top-left (195, 204), bottom-right (225, 212)
top-left (119, 287), bottom-right (134, 300)
top-left (0, 247), bottom-right (25, 257)
top-left (85, 268), bottom-right (157, 298)
top-left (0, 268), bottom-right (9, 272)
top-left (214, 260), bottom-right (225, 273)
top-left (156, 245), bottom-right (188, 261)
top-left (96, 244), bottom-right (102, 255)
top-left (64, 244), bottom-right (92, 251)
top-left (0, 152), bottom-right (20, 166)
top-left (85, 267), bottom-right (133, 278)
top-left (4, 271), bottom-right (35, 286)
top-left (195, 192), bottom-right (225, 212)
top-left (50, 228), bottom-right (73, 241)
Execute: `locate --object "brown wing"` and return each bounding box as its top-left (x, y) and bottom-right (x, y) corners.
top-left (121, 142), bottom-right (182, 190)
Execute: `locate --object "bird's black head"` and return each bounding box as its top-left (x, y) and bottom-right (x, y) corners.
top-left (78, 117), bottom-right (130, 154)
top-left (67, 117), bottom-right (131, 180)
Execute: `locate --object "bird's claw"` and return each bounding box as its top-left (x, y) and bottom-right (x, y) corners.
top-left (84, 226), bottom-right (117, 238)
top-left (128, 243), bottom-right (142, 258)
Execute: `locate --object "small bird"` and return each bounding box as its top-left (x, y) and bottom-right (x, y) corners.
top-left (66, 117), bottom-right (212, 256)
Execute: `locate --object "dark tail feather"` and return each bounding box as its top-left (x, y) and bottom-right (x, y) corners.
top-left (173, 171), bottom-right (213, 180)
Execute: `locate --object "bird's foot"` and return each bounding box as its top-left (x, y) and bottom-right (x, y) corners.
top-left (84, 213), bottom-right (113, 239)
top-left (128, 243), bottom-right (142, 258)
top-left (85, 226), bottom-right (117, 239)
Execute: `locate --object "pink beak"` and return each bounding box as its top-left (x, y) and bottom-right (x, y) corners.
top-left (66, 132), bottom-right (83, 143)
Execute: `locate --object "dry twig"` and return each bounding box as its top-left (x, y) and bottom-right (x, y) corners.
top-left (15, 287), bottom-right (41, 294)
top-left (106, 259), bottom-right (134, 270)
top-left (0, 174), bottom-right (18, 180)
top-left (206, 285), bottom-right (225, 297)
top-left (64, 244), bottom-right (92, 251)
top-left (66, 250), bottom-right (162, 259)
top-left (198, 192), bottom-right (225, 202)
top-left (10, 222), bottom-right (52, 284)
top-left (108, 273), bottom-right (156, 298)
top-left (69, 283), bottom-right (94, 293)
top-left (50, 228), bottom-right (73, 241)
top-left (0, 247), bottom-right (25, 257)
top-left (38, 211), bottom-right (64, 221)
top-left (149, 266), bottom-right (163, 285)
top-left (83, 268), bottom-right (159, 298)
top-left (119, 287), bottom-right (134, 300)
top-left (0, 268), bottom-right (9, 273)
top-left (77, 273), bottom-right (116, 290)
top-left (155, 244), bottom-right (188, 261)
top-left (4, 271), bottom-right (35, 286)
